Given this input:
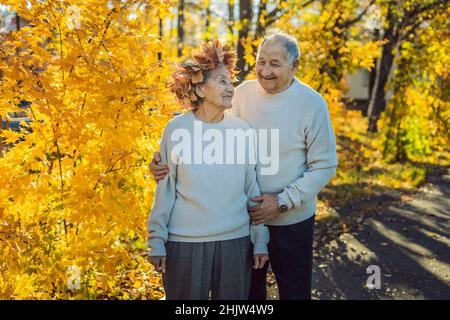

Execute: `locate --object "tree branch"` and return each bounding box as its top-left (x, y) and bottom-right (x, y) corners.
top-left (265, 0), bottom-right (316, 27)
top-left (340, 0), bottom-right (376, 29)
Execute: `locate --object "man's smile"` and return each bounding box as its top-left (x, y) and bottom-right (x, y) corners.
top-left (261, 76), bottom-right (276, 80)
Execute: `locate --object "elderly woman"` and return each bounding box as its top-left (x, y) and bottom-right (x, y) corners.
top-left (147, 40), bottom-right (269, 300)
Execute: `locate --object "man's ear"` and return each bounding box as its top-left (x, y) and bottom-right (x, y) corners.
top-left (194, 85), bottom-right (205, 98)
top-left (292, 59), bottom-right (299, 72)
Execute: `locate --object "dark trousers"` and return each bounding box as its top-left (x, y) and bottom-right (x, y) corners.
top-left (163, 236), bottom-right (252, 300)
top-left (249, 215), bottom-right (315, 300)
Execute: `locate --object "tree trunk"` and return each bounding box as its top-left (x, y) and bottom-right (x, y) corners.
top-left (177, 0), bottom-right (185, 57)
top-left (367, 28), bottom-right (380, 117)
top-left (253, 0), bottom-right (267, 47)
top-left (158, 17), bottom-right (163, 61)
top-left (236, 0), bottom-right (252, 83)
top-left (15, 12), bottom-right (20, 31)
top-left (0, 114), bottom-right (3, 158)
top-left (204, 6), bottom-right (211, 39)
top-left (367, 28), bottom-right (397, 133)
top-left (227, 0), bottom-right (235, 37)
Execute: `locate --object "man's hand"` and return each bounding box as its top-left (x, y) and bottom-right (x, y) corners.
top-left (253, 254), bottom-right (269, 269)
top-left (148, 255), bottom-right (166, 273)
top-left (248, 194), bottom-right (280, 224)
top-left (149, 152), bottom-right (169, 183)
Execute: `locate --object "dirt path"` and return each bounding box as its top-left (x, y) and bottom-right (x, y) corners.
top-left (267, 167), bottom-right (450, 300)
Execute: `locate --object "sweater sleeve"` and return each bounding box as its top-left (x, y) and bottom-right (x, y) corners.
top-left (277, 100), bottom-right (338, 210)
top-left (244, 131), bottom-right (269, 255)
top-left (147, 126), bottom-right (177, 257)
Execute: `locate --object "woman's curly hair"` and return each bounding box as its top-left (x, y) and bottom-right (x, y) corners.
top-left (170, 39), bottom-right (238, 109)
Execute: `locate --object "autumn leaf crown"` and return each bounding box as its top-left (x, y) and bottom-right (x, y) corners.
top-left (170, 39), bottom-right (238, 109)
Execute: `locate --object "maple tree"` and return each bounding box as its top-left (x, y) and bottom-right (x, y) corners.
top-left (0, 0), bottom-right (177, 299)
top-left (379, 7), bottom-right (449, 162)
top-left (367, 0), bottom-right (448, 133)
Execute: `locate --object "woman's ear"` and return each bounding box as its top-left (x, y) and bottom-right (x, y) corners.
top-left (194, 85), bottom-right (205, 98)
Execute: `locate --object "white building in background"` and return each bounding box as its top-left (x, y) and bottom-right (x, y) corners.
top-left (346, 69), bottom-right (371, 101)
top-left (343, 69), bottom-right (372, 115)
top-left (344, 64), bottom-right (396, 116)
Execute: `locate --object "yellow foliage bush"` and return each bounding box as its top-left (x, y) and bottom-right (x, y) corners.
top-left (0, 0), bottom-right (178, 299)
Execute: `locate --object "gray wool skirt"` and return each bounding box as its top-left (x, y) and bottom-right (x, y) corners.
top-left (162, 236), bottom-right (252, 300)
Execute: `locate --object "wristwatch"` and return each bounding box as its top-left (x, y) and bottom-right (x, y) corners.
top-left (277, 196), bottom-right (289, 214)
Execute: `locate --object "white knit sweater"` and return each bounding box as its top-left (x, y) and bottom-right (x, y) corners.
top-left (229, 77), bottom-right (338, 226)
top-left (147, 110), bottom-right (269, 256)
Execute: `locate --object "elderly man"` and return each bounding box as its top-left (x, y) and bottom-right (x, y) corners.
top-left (150, 33), bottom-right (338, 300)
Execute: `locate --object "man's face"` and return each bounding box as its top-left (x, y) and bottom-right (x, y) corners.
top-left (255, 41), bottom-right (298, 94)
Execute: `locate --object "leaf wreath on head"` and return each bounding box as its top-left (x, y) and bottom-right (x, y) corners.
top-left (170, 39), bottom-right (238, 109)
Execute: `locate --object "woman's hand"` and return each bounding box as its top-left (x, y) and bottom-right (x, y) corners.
top-left (149, 152), bottom-right (169, 183)
top-left (148, 255), bottom-right (167, 273)
top-left (253, 254), bottom-right (269, 269)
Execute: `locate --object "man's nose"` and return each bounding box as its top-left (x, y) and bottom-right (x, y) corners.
top-left (260, 66), bottom-right (272, 77)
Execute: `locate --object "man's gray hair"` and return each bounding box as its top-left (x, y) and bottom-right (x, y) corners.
top-left (257, 33), bottom-right (300, 65)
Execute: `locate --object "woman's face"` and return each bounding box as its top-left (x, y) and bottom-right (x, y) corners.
top-left (199, 64), bottom-right (235, 109)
